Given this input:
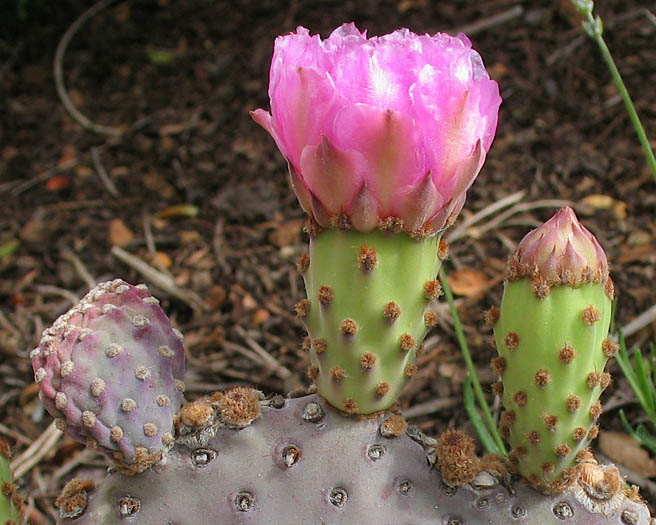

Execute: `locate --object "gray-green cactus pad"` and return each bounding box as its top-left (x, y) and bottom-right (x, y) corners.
top-left (63, 394), bottom-right (651, 524)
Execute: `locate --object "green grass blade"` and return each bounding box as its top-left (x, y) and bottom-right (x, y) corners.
top-left (463, 375), bottom-right (503, 455)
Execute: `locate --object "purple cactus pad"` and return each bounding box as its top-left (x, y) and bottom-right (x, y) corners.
top-left (31, 280), bottom-right (185, 471)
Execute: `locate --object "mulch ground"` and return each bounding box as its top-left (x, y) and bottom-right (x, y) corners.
top-left (1, 0), bottom-right (656, 522)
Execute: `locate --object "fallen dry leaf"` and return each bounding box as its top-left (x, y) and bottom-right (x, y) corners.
top-left (269, 219), bottom-right (304, 248)
top-left (598, 430), bottom-right (656, 478)
top-left (108, 219), bottom-right (134, 247)
top-left (447, 268), bottom-right (491, 297)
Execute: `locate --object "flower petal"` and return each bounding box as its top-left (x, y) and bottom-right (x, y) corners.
top-left (299, 137), bottom-right (364, 215)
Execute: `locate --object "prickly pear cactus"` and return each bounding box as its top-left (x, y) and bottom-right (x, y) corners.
top-left (299, 228), bottom-right (444, 413)
top-left (492, 208), bottom-right (616, 492)
top-left (59, 393), bottom-right (650, 524)
top-left (0, 440), bottom-right (21, 524)
top-left (30, 280), bottom-right (186, 472)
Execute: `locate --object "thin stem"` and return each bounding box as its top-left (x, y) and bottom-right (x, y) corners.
top-left (439, 267), bottom-right (507, 455)
top-left (577, 5), bottom-right (656, 183)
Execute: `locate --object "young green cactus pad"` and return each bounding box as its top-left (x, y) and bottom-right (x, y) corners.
top-left (299, 228), bottom-right (443, 413)
top-left (58, 393), bottom-right (650, 524)
top-left (493, 207), bottom-right (615, 492)
top-left (30, 280), bottom-right (186, 473)
top-left (0, 440), bottom-right (21, 524)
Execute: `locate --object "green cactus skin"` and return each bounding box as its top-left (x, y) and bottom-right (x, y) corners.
top-left (300, 229), bottom-right (442, 413)
top-left (494, 278), bottom-right (612, 492)
top-left (1, 444), bottom-right (20, 524)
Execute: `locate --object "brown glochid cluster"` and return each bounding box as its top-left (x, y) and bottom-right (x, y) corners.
top-left (404, 364), bottom-right (418, 377)
top-left (296, 253), bottom-right (310, 273)
top-left (572, 427), bottom-right (587, 442)
top-left (380, 415), bottom-right (407, 438)
top-left (342, 398), bottom-right (359, 414)
top-left (555, 444), bottom-right (571, 457)
top-left (490, 357), bottom-right (506, 375)
top-left (437, 239), bottom-right (449, 260)
top-left (586, 372), bottom-right (601, 389)
top-left (484, 306), bottom-right (500, 327)
top-left (217, 387), bottom-right (261, 428)
top-left (589, 401), bottom-right (602, 420)
top-left (360, 352), bottom-right (377, 370)
top-left (513, 390), bottom-right (527, 407)
top-left (423, 280), bottom-right (442, 300)
top-left (542, 414), bottom-right (558, 429)
top-left (437, 429), bottom-right (478, 487)
top-left (317, 285), bottom-right (335, 305)
top-left (294, 299), bottom-right (311, 318)
top-left (602, 338), bottom-right (619, 357)
top-left (329, 366), bottom-right (345, 382)
top-left (399, 333), bottom-right (416, 353)
top-left (504, 332), bottom-right (519, 350)
top-left (307, 365), bottom-right (319, 380)
top-left (375, 382), bottom-right (390, 397)
top-left (424, 311), bottom-right (438, 327)
top-left (339, 318), bottom-right (358, 336)
top-left (559, 345), bottom-right (576, 364)
top-left (358, 245), bottom-right (378, 272)
top-left (301, 336), bottom-right (312, 352)
top-left (567, 395), bottom-right (582, 413)
top-left (312, 338), bottom-right (327, 354)
top-left (582, 305), bottom-right (602, 326)
top-left (383, 301), bottom-right (401, 322)
top-left (526, 430), bottom-right (541, 444)
top-left (534, 369), bottom-right (551, 387)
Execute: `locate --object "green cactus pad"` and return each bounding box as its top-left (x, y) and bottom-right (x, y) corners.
top-left (300, 229), bottom-right (442, 413)
top-left (494, 279), bottom-right (612, 491)
top-left (1, 443), bottom-right (20, 524)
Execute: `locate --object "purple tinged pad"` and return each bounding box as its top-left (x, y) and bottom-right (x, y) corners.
top-left (31, 280), bottom-right (185, 470)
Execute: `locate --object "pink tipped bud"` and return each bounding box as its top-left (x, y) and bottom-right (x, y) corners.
top-left (252, 24), bottom-right (501, 236)
top-left (507, 207), bottom-right (609, 290)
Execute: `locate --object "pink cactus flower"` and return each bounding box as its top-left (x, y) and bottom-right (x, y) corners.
top-left (252, 23), bottom-right (501, 235)
top-left (508, 207), bottom-right (610, 290)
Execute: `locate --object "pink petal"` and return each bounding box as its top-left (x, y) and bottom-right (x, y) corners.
top-left (332, 105), bottom-right (424, 216)
top-left (348, 182), bottom-right (379, 232)
top-left (299, 137), bottom-right (364, 215)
